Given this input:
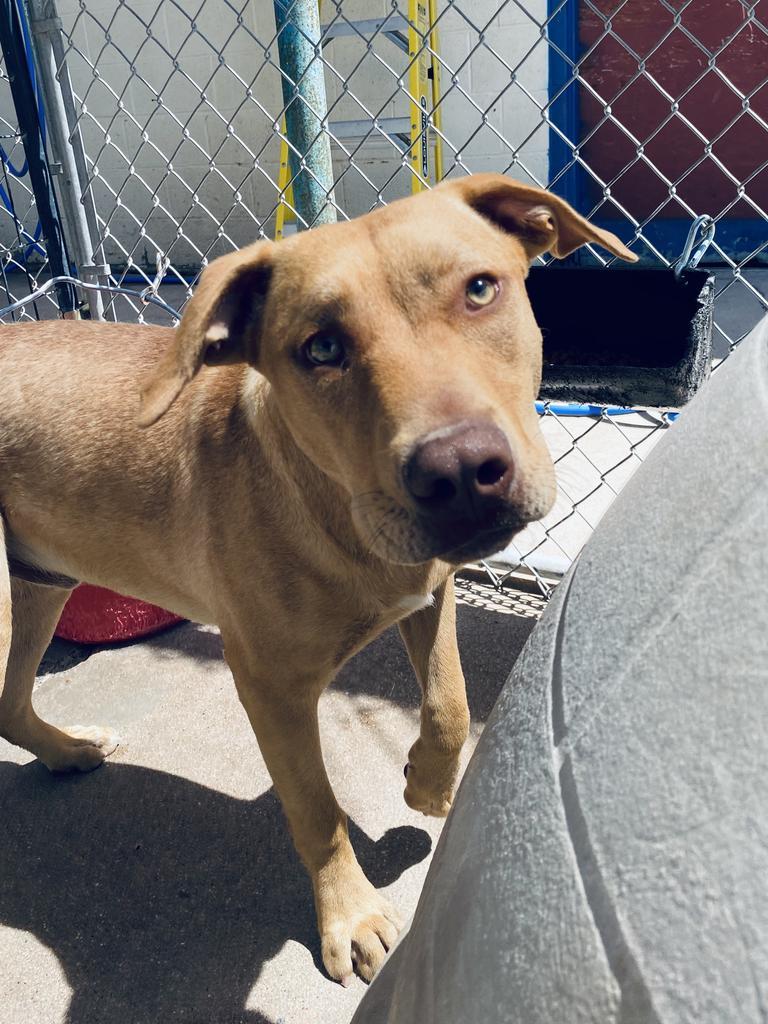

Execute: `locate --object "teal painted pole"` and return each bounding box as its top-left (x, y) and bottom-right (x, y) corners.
top-left (273, 0), bottom-right (336, 229)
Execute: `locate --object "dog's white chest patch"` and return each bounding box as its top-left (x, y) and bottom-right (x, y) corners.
top-left (398, 592), bottom-right (436, 614)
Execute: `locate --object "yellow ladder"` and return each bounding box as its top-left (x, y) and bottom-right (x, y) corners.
top-left (408, 0), bottom-right (442, 192)
top-left (274, 0), bottom-right (443, 239)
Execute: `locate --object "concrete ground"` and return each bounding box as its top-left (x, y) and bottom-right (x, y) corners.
top-left (0, 578), bottom-right (545, 1024)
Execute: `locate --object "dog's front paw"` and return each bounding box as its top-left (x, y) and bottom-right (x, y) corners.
top-left (315, 857), bottom-right (404, 985)
top-left (403, 738), bottom-right (460, 817)
top-left (41, 724), bottom-right (120, 773)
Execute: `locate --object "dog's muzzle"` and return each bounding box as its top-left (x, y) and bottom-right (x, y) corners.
top-left (402, 419), bottom-right (521, 561)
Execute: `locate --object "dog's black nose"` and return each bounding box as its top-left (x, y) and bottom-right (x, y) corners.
top-left (403, 419), bottom-right (515, 521)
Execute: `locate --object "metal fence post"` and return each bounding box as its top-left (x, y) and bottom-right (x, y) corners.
top-left (273, 0), bottom-right (336, 230)
top-left (26, 0), bottom-right (109, 318)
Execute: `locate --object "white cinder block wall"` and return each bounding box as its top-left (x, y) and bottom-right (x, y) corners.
top-left (1, 0), bottom-right (549, 270)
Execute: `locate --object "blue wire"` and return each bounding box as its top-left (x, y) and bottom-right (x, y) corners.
top-left (535, 400), bottom-right (679, 421)
top-left (0, 143), bottom-right (28, 178)
top-left (0, 178), bottom-right (46, 259)
top-left (17, 0), bottom-right (46, 145)
top-left (0, 182), bottom-right (14, 211)
top-left (24, 219), bottom-right (46, 259)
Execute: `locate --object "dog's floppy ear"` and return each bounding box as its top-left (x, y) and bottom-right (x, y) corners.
top-left (449, 173), bottom-right (637, 262)
top-left (138, 240), bottom-right (274, 427)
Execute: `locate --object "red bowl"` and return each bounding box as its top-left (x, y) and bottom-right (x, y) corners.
top-left (55, 584), bottom-right (184, 644)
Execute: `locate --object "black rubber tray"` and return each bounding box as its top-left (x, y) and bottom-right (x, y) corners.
top-left (527, 266), bottom-right (714, 407)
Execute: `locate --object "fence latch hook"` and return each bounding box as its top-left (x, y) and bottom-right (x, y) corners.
top-left (140, 252), bottom-right (171, 305)
top-left (673, 215), bottom-right (715, 277)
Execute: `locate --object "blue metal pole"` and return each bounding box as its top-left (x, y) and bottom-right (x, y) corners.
top-left (0, 0), bottom-right (77, 313)
top-left (273, 0), bottom-right (336, 230)
top-left (547, 0), bottom-right (581, 210)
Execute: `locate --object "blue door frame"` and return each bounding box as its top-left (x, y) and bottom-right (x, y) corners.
top-left (546, 0), bottom-right (767, 265)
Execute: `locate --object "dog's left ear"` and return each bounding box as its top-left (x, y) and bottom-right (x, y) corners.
top-left (449, 173), bottom-right (638, 262)
top-left (138, 240), bottom-right (274, 427)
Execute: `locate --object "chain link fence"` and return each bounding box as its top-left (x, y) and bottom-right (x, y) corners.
top-left (1, 0), bottom-right (767, 594)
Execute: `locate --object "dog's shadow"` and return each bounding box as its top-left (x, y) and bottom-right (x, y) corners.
top-left (0, 761), bottom-right (430, 1023)
top-left (8, 594), bottom-right (538, 1022)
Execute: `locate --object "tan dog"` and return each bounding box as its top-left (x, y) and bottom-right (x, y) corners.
top-left (0, 174), bottom-right (635, 984)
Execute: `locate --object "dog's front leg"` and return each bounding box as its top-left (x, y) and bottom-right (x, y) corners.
top-left (225, 640), bottom-right (402, 985)
top-left (399, 575), bottom-right (470, 817)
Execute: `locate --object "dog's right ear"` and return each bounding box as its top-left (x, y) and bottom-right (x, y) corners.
top-left (138, 240), bottom-right (274, 427)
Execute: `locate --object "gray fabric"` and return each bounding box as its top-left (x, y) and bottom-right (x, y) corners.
top-left (352, 316), bottom-right (768, 1024)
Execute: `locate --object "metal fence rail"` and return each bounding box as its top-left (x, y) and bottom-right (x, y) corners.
top-left (1, 0), bottom-right (766, 593)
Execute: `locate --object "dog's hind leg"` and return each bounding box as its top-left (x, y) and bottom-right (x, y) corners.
top-left (0, 523), bottom-right (118, 771)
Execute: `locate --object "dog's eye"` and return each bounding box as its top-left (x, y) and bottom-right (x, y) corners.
top-left (302, 332), bottom-right (346, 368)
top-left (466, 276), bottom-right (499, 308)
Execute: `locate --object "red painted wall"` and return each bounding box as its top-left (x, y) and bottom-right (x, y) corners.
top-left (578, 0), bottom-right (768, 222)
